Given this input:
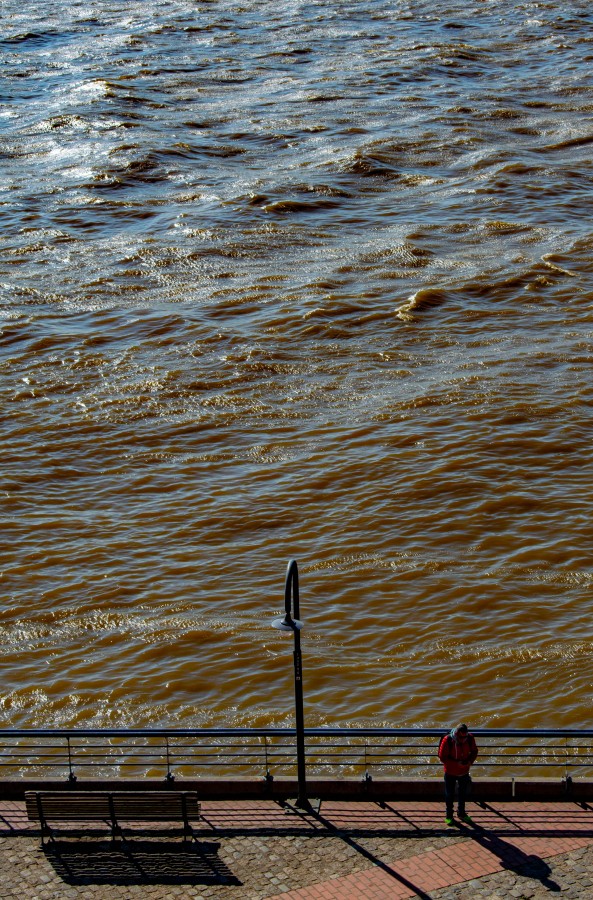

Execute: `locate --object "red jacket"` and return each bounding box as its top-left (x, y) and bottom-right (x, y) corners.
top-left (438, 732), bottom-right (478, 776)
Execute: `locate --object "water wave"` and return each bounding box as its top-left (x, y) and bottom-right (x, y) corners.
top-left (2, 0), bottom-right (593, 730)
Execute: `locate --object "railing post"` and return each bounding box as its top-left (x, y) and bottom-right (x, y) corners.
top-left (165, 736), bottom-right (175, 783)
top-left (66, 736), bottom-right (77, 783)
top-left (563, 736), bottom-right (573, 794)
top-left (264, 735), bottom-right (273, 784)
top-left (363, 738), bottom-right (372, 785)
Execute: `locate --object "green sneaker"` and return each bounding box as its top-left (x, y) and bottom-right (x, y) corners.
top-left (445, 816), bottom-right (455, 826)
top-left (458, 813), bottom-right (474, 825)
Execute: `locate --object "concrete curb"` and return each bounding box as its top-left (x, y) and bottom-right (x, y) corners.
top-left (1, 775), bottom-right (590, 802)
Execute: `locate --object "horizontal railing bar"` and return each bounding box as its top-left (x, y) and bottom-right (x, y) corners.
top-left (1, 755), bottom-right (584, 763)
top-left (0, 760), bottom-right (274, 766)
top-left (0, 761), bottom-right (587, 770)
top-left (9, 749), bottom-right (584, 756)
top-left (2, 743), bottom-right (588, 754)
top-left (306, 764), bottom-right (593, 769)
top-left (88, 756), bottom-right (592, 763)
top-left (303, 739), bottom-right (593, 746)
top-left (5, 747), bottom-right (587, 757)
top-left (2, 747), bottom-right (589, 754)
top-left (1, 749), bottom-right (591, 756)
top-left (8, 750), bottom-right (588, 756)
top-left (4, 728), bottom-right (593, 738)
top-left (310, 744), bottom-right (592, 749)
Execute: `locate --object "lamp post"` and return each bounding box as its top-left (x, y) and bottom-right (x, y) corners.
top-left (272, 559), bottom-right (309, 810)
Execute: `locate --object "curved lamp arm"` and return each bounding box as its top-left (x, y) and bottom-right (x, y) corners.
top-left (273, 559), bottom-right (303, 631)
top-left (285, 558), bottom-right (300, 621)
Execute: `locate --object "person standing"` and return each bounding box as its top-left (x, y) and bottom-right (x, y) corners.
top-left (438, 723), bottom-right (478, 826)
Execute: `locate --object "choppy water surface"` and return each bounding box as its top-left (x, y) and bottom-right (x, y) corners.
top-left (2, 0), bottom-right (593, 731)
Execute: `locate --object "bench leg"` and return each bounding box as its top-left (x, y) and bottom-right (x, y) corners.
top-left (108, 797), bottom-right (124, 843)
top-left (183, 818), bottom-right (198, 843)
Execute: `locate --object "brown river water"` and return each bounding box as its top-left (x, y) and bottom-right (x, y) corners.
top-left (2, 0), bottom-right (593, 733)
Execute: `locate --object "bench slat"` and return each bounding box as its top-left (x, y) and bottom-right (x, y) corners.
top-left (26, 793), bottom-right (112, 820)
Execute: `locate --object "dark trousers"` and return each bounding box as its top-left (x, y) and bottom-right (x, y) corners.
top-left (444, 773), bottom-right (471, 816)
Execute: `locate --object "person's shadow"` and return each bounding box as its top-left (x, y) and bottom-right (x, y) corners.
top-left (460, 822), bottom-right (561, 892)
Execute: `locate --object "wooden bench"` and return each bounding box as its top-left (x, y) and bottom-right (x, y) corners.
top-left (25, 790), bottom-right (201, 845)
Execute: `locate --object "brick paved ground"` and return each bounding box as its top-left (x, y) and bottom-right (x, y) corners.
top-left (1, 799), bottom-right (593, 898)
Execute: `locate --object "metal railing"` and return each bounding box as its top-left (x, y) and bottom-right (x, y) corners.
top-left (2, 728), bottom-right (593, 783)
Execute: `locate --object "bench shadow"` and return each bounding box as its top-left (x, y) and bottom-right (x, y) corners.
top-left (43, 838), bottom-right (241, 886)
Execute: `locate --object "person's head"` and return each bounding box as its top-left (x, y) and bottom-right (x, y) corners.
top-left (451, 723), bottom-right (468, 742)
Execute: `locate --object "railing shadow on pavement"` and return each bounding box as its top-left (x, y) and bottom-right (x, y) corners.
top-left (5, 799), bottom-right (593, 841)
top-left (197, 799), bottom-right (593, 840)
top-left (42, 837), bottom-right (241, 886)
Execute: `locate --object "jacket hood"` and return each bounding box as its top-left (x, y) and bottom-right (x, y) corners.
top-left (450, 725), bottom-right (469, 741)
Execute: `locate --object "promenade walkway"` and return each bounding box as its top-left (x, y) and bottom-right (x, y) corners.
top-left (1, 798), bottom-right (593, 898)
